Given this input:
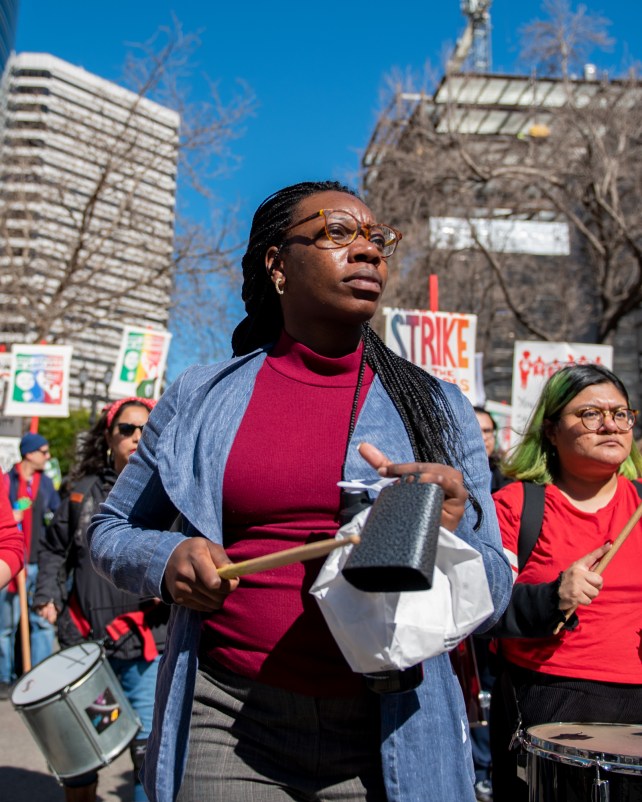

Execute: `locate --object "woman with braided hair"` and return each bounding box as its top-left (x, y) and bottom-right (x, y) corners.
top-left (90, 180), bottom-right (511, 802)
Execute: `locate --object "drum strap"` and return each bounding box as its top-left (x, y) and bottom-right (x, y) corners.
top-left (518, 482), bottom-right (546, 572)
top-left (56, 475), bottom-right (102, 605)
top-left (68, 475), bottom-right (102, 548)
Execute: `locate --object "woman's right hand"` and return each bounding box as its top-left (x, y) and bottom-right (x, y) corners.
top-left (35, 601), bottom-right (58, 624)
top-left (558, 542), bottom-right (611, 611)
top-left (163, 539), bottom-right (240, 612)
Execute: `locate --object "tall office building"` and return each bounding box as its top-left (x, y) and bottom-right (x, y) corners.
top-left (0, 0), bottom-right (18, 74)
top-left (0, 52), bottom-right (180, 406)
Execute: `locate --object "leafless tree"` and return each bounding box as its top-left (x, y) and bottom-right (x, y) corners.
top-left (519, 0), bottom-right (614, 78)
top-left (362, 4), bottom-right (641, 399)
top-left (0, 20), bottom-right (255, 368)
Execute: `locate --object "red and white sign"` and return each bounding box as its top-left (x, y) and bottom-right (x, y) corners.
top-left (383, 308), bottom-right (477, 401)
top-left (510, 340), bottom-right (613, 446)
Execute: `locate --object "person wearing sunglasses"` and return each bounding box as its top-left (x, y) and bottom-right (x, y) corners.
top-left (90, 181), bottom-right (511, 802)
top-left (34, 396), bottom-right (169, 802)
top-left (0, 432), bottom-right (60, 699)
top-left (488, 364), bottom-right (642, 801)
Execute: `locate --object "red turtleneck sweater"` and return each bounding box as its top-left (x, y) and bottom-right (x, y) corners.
top-left (201, 332), bottom-right (374, 696)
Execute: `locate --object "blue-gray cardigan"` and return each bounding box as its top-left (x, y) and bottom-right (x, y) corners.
top-left (89, 348), bottom-right (512, 802)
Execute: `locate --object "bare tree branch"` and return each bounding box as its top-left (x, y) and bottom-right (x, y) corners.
top-left (0, 19), bottom-right (256, 370)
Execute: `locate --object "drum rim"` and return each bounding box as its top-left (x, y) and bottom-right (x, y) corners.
top-left (11, 641), bottom-right (105, 706)
top-left (523, 722), bottom-right (642, 774)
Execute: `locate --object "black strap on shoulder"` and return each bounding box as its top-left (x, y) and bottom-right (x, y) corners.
top-left (518, 481), bottom-right (546, 572)
top-left (634, 481), bottom-right (642, 501)
top-left (68, 474), bottom-right (101, 544)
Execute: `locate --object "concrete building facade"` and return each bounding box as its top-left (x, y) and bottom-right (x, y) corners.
top-left (0, 52), bottom-right (180, 407)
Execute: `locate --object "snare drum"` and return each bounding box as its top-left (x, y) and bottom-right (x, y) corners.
top-left (523, 723), bottom-right (642, 802)
top-left (11, 641), bottom-right (141, 779)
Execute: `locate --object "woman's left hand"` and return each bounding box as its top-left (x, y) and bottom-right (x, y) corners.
top-left (358, 442), bottom-right (468, 532)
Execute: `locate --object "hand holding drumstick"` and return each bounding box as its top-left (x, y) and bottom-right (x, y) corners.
top-left (164, 535), bottom-right (359, 613)
top-left (554, 500), bottom-right (642, 634)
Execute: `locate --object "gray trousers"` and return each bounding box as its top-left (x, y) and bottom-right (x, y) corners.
top-left (176, 662), bottom-right (388, 802)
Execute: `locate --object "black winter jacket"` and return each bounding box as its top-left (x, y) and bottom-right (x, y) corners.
top-left (34, 469), bottom-right (169, 661)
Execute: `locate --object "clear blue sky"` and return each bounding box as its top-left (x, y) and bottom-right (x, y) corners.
top-left (15, 0), bottom-right (641, 374)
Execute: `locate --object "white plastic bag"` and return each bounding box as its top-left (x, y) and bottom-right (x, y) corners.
top-left (310, 504), bottom-right (494, 673)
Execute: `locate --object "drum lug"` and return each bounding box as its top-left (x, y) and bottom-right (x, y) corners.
top-left (509, 721), bottom-right (524, 752)
top-left (592, 771), bottom-right (610, 802)
top-left (478, 690), bottom-right (491, 723)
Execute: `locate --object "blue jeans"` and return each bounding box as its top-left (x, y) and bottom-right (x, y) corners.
top-left (110, 655), bottom-right (160, 740)
top-left (0, 563), bottom-right (54, 682)
top-left (0, 585), bottom-right (20, 683)
top-left (111, 655), bottom-right (160, 802)
top-left (470, 637), bottom-right (493, 784)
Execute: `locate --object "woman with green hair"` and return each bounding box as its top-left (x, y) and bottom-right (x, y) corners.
top-left (489, 363), bottom-right (642, 801)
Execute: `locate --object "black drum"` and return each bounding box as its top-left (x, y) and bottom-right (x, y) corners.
top-left (523, 723), bottom-right (642, 802)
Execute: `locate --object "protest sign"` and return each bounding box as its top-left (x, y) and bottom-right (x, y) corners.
top-left (383, 307), bottom-right (477, 401)
top-left (4, 344), bottom-right (73, 417)
top-left (108, 326), bottom-right (172, 400)
top-left (0, 437), bottom-right (20, 473)
top-left (511, 341), bottom-right (613, 446)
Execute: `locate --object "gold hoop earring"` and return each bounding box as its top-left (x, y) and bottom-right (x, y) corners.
top-left (275, 277), bottom-right (285, 296)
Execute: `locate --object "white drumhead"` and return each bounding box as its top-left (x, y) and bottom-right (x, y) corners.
top-left (526, 723), bottom-right (642, 769)
top-left (12, 642), bottom-right (102, 706)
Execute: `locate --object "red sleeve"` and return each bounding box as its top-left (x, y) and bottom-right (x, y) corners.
top-left (493, 481), bottom-right (524, 581)
top-left (0, 480), bottom-right (24, 578)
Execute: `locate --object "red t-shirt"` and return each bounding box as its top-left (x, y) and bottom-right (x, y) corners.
top-left (494, 477), bottom-right (642, 683)
top-left (0, 478), bottom-right (24, 580)
top-left (201, 333), bottom-right (374, 697)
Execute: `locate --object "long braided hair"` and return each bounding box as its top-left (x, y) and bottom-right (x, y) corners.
top-left (231, 181), bottom-right (481, 524)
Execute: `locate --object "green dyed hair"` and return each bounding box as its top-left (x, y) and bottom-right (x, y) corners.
top-left (502, 363), bottom-right (642, 484)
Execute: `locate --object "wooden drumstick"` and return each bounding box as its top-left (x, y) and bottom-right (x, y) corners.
top-left (553, 499), bottom-right (642, 635)
top-left (216, 535), bottom-right (360, 580)
top-left (16, 569), bottom-right (31, 673)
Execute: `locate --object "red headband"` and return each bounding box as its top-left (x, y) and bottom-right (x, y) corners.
top-left (104, 397), bottom-right (156, 429)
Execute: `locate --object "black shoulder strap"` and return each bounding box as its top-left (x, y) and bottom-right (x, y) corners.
top-left (518, 481), bottom-right (546, 572)
top-left (68, 474), bottom-right (101, 544)
top-left (634, 481), bottom-right (642, 501)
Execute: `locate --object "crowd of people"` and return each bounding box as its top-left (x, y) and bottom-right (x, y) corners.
top-left (0, 402), bottom-right (169, 802)
top-left (1, 179), bottom-right (641, 802)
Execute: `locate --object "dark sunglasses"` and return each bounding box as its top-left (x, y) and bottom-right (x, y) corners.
top-left (116, 422), bottom-right (145, 437)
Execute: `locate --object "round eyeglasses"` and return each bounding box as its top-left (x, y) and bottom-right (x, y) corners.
top-left (281, 209), bottom-right (403, 258)
top-left (571, 407), bottom-right (638, 432)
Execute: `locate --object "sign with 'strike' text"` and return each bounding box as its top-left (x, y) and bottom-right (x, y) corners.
top-left (383, 308), bottom-right (477, 402)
